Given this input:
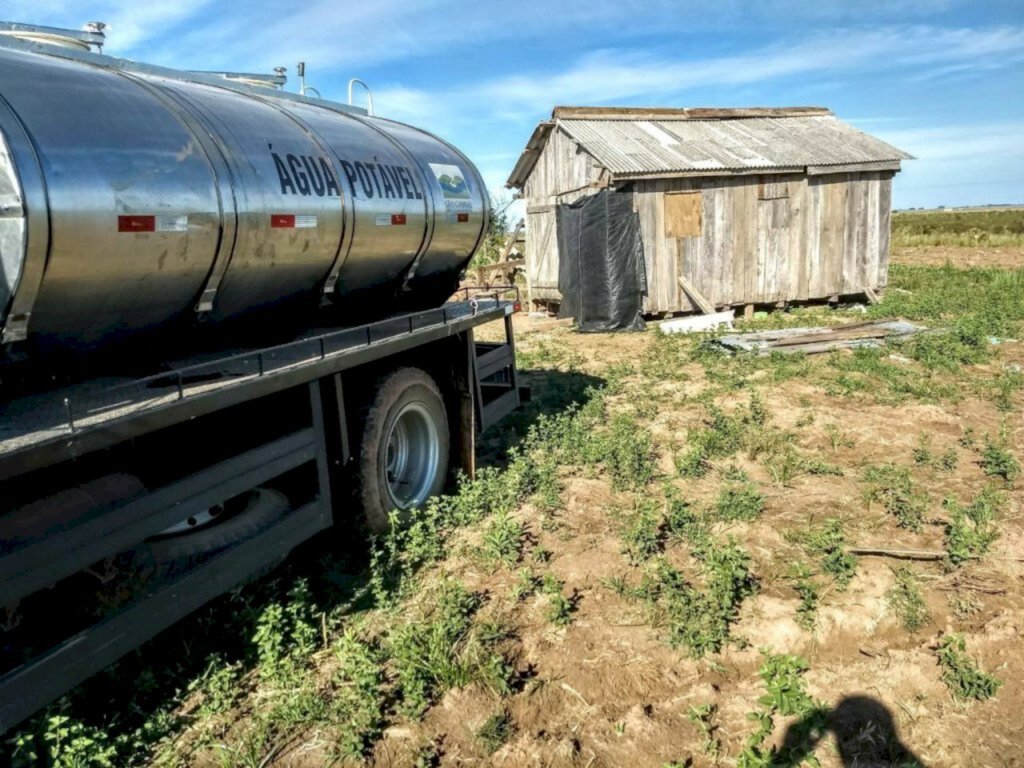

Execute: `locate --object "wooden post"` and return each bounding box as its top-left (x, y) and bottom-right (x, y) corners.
top-left (744, 304), bottom-right (755, 320)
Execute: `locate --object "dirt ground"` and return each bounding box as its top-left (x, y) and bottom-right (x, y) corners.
top-left (33, 250), bottom-right (1019, 768)
top-left (368, 296), bottom-right (1023, 766)
top-left (891, 245), bottom-right (1024, 269)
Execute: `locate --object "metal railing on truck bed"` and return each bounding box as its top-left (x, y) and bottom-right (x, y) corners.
top-left (0, 298), bottom-right (517, 481)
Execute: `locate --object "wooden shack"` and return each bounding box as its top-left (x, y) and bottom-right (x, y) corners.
top-left (506, 106), bottom-right (912, 314)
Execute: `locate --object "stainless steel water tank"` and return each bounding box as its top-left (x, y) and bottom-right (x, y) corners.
top-left (0, 31), bottom-right (488, 350)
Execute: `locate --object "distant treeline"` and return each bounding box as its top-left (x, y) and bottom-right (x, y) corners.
top-left (893, 208), bottom-right (1024, 247)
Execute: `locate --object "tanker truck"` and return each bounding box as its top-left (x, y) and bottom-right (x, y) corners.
top-left (0, 21), bottom-right (526, 731)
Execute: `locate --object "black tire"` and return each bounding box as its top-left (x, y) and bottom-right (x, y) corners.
top-left (357, 367), bottom-right (450, 533)
top-left (131, 488), bottom-right (290, 575)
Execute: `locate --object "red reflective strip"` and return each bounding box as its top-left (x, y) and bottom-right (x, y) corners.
top-left (457, 212), bottom-right (470, 223)
top-left (118, 215), bottom-right (155, 232)
top-left (391, 213), bottom-right (407, 225)
top-left (271, 214), bottom-right (296, 228)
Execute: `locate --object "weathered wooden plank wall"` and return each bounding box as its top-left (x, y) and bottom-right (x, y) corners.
top-left (522, 126), bottom-right (896, 312)
top-left (523, 128), bottom-right (602, 302)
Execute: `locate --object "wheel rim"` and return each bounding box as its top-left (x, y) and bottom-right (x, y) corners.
top-left (153, 490), bottom-right (255, 538)
top-left (383, 401), bottom-right (440, 510)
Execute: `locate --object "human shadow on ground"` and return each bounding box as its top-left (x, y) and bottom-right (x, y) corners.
top-left (778, 695), bottom-right (925, 767)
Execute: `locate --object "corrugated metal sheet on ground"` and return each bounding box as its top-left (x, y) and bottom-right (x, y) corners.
top-left (715, 319), bottom-right (924, 356)
top-left (559, 116), bottom-right (912, 176)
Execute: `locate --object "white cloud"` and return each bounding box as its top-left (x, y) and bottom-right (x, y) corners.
top-left (365, 24), bottom-right (1024, 140)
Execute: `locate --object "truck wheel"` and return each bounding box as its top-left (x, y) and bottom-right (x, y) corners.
top-left (358, 367), bottom-right (449, 533)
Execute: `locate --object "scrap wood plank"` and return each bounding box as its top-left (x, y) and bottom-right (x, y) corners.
top-left (678, 275), bottom-right (716, 315)
top-left (715, 319), bottom-right (924, 356)
top-left (764, 325), bottom-right (907, 348)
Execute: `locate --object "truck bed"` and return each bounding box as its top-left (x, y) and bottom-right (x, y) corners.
top-left (0, 299), bottom-right (509, 481)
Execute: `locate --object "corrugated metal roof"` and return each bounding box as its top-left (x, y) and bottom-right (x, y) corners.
top-left (506, 111), bottom-right (912, 188)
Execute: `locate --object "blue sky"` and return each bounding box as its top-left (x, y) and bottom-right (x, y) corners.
top-left (6, 0), bottom-right (1024, 209)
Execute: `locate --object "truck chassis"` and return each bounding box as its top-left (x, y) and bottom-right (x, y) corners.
top-left (0, 297), bottom-right (525, 732)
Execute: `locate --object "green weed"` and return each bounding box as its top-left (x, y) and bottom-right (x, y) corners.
top-left (714, 481), bottom-right (765, 522)
top-left (944, 487), bottom-right (1003, 566)
top-left (189, 655), bottom-right (243, 718)
top-left (789, 562), bottom-right (819, 631)
top-left (480, 511), bottom-right (524, 568)
top-left (912, 434), bottom-right (934, 466)
top-left (601, 414), bottom-right (656, 490)
top-left (663, 492), bottom-right (712, 554)
top-left (510, 568), bottom-right (541, 602)
top-left (991, 368), bottom-right (1023, 412)
top-left (7, 708), bottom-right (118, 768)
top-left (632, 538), bottom-right (756, 656)
top-left (980, 429), bottom-right (1020, 484)
top-left (802, 519), bottom-right (857, 591)
top-left (936, 634), bottom-right (1003, 701)
top-left (541, 573), bottom-right (576, 626)
top-left (825, 423), bottom-right (854, 451)
top-left (687, 703), bottom-right (721, 758)
top-left (676, 396), bottom-right (770, 477)
top-left (620, 499), bottom-right (664, 564)
top-left (389, 580), bottom-right (512, 717)
top-left (252, 579), bottom-right (320, 681)
top-left (738, 652), bottom-right (827, 768)
top-left (887, 568), bottom-right (929, 632)
top-left (939, 447), bottom-right (959, 472)
top-left (862, 464), bottom-right (929, 531)
top-left (331, 629), bottom-right (384, 759)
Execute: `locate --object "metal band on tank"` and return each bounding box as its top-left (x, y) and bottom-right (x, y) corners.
top-left (112, 71), bottom-right (240, 314)
top-left (0, 91), bottom-right (50, 343)
top-left (317, 108), bottom-right (437, 294)
top-left (388, 122), bottom-right (489, 289)
top-left (242, 93), bottom-right (352, 296)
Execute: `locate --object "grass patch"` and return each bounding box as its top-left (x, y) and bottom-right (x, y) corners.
top-left (389, 580), bottom-right (512, 717)
top-left (892, 209), bottom-right (1024, 248)
top-left (476, 710), bottom-right (515, 754)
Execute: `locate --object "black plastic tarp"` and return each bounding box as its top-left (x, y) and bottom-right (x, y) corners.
top-left (556, 189), bottom-right (647, 332)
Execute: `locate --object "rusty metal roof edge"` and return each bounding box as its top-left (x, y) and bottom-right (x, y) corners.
top-left (505, 120), bottom-right (555, 188)
top-left (551, 105), bottom-right (834, 120)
